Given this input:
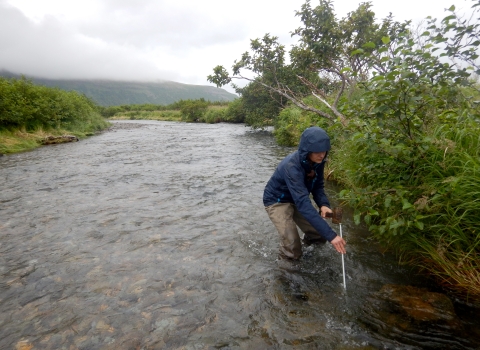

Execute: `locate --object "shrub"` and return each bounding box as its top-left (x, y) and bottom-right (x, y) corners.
top-left (179, 99), bottom-right (209, 122)
top-left (223, 98), bottom-right (245, 123)
top-left (201, 106), bottom-right (227, 123)
top-left (0, 76), bottom-right (108, 133)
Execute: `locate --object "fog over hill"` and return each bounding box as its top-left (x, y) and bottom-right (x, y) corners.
top-left (0, 71), bottom-right (237, 106)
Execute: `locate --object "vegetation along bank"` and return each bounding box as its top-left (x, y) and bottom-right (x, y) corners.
top-left (0, 76), bottom-right (110, 154)
top-left (104, 98), bottom-right (245, 124)
top-left (209, 0), bottom-right (480, 304)
top-left (0, 79), bottom-right (243, 155)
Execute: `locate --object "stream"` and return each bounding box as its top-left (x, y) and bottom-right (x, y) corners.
top-left (1, 120), bottom-right (479, 349)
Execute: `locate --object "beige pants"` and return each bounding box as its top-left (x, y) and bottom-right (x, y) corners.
top-left (265, 202), bottom-right (326, 260)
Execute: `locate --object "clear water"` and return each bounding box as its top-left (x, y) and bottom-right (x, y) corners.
top-left (1, 121), bottom-right (478, 349)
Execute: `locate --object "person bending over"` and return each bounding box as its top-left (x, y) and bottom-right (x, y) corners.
top-left (263, 126), bottom-right (346, 260)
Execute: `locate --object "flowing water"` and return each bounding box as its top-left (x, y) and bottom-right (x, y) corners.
top-left (1, 121), bottom-right (479, 350)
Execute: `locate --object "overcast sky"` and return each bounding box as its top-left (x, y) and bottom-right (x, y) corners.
top-left (0, 0), bottom-right (469, 93)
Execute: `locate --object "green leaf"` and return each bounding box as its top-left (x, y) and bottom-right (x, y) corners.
top-left (389, 219), bottom-right (400, 229)
top-left (351, 49), bottom-right (364, 56)
top-left (362, 42), bottom-right (376, 49)
top-left (414, 221), bottom-right (424, 230)
top-left (443, 14), bottom-right (456, 22)
top-left (364, 214), bottom-right (371, 225)
top-left (354, 212), bottom-right (361, 225)
top-left (402, 198), bottom-right (413, 209)
top-left (381, 36), bottom-right (391, 45)
top-left (371, 75), bottom-right (385, 81)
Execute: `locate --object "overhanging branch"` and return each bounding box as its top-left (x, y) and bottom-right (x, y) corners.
top-left (233, 74), bottom-right (343, 124)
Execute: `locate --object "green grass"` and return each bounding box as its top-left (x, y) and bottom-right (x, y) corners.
top-left (0, 124), bottom-right (111, 154)
top-left (409, 126), bottom-right (480, 302)
top-left (0, 128), bottom-right (44, 154)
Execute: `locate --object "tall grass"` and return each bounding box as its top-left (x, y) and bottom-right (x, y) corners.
top-left (0, 128), bottom-right (45, 154)
top-left (332, 120), bottom-right (480, 303)
top-left (411, 126), bottom-right (480, 302)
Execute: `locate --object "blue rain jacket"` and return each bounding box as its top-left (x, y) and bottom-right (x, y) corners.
top-left (263, 127), bottom-right (337, 242)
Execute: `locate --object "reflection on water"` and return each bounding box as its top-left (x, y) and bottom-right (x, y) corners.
top-left (0, 121), bottom-right (479, 349)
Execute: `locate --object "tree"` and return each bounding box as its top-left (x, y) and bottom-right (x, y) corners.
top-left (234, 79), bottom-right (287, 128)
top-left (427, 2), bottom-right (480, 76)
top-left (208, 0), bottom-right (403, 126)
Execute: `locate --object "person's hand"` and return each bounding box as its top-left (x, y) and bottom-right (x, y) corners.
top-left (320, 206), bottom-right (333, 218)
top-left (330, 235), bottom-right (346, 254)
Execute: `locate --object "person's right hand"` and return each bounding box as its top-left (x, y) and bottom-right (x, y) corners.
top-left (331, 235), bottom-right (346, 254)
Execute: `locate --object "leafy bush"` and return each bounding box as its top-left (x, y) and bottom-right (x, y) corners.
top-left (0, 76), bottom-right (108, 133)
top-left (237, 81), bottom-right (286, 128)
top-left (223, 98), bottom-right (245, 123)
top-left (179, 99), bottom-right (209, 122)
top-left (273, 98), bottom-right (334, 146)
top-left (99, 106), bottom-right (124, 118)
top-left (201, 106), bottom-right (226, 123)
top-left (273, 107), bottom-right (312, 146)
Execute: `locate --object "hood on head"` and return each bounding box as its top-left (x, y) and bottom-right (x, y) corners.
top-left (298, 126), bottom-right (331, 161)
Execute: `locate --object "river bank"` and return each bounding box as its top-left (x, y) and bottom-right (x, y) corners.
top-left (0, 124), bottom-right (110, 155)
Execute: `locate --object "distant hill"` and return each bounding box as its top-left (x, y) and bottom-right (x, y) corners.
top-left (0, 71), bottom-right (237, 106)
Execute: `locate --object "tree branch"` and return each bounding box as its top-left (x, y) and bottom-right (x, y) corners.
top-left (232, 74), bottom-right (344, 124)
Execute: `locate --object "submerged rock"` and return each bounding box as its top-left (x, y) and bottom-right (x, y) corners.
top-left (15, 340), bottom-right (33, 350)
top-left (361, 284), bottom-right (473, 350)
top-left (42, 135), bottom-right (79, 145)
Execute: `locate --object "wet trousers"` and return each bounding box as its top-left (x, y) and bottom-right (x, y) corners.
top-left (265, 202), bottom-right (326, 260)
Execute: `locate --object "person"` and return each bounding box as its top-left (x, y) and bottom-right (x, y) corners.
top-left (263, 126), bottom-right (346, 260)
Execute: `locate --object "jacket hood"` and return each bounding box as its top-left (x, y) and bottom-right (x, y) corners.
top-left (298, 126), bottom-right (331, 162)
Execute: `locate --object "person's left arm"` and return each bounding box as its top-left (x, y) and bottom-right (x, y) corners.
top-left (311, 162), bottom-right (332, 218)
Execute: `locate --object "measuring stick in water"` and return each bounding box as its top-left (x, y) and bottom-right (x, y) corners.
top-left (325, 208), bottom-right (347, 290)
top-left (339, 222), bottom-right (346, 290)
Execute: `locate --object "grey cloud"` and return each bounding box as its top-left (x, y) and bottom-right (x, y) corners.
top-left (0, 2), bottom-right (178, 81)
top-left (76, 1), bottom-right (248, 51)
top-left (0, 0), bottom-right (305, 85)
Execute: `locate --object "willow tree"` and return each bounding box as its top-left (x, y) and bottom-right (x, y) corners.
top-left (208, 0), bottom-right (404, 127)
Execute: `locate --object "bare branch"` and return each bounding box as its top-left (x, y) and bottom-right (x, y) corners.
top-left (232, 74), bottom-right (343, 124)
top-left (296, 74), bottom-right (348, 126)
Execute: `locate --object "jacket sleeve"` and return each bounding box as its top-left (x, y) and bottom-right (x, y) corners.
top-left (311, 163), bottom-right (331, 209)
top-left (283, 160), bottom-right (337, 242)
